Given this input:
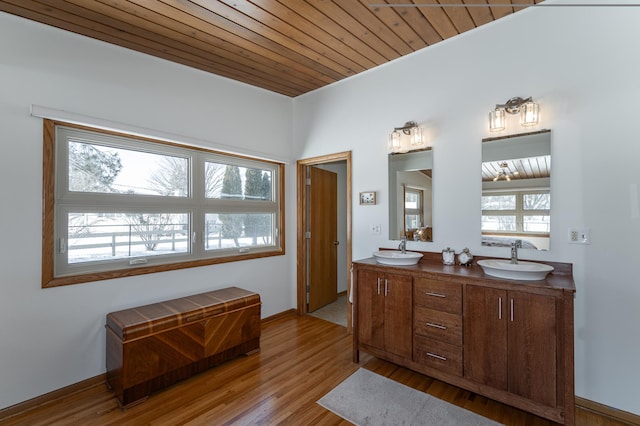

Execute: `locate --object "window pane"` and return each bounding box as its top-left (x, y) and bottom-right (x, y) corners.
top-left (68, 141), bottom-right (189, 196)
top-left (405, 214), bottom-right (421, 229)
top-left (205, 162), bottom-right (273, 201)
top-left (481, 195), bottom-right (516, 210)
top-left (205, 213), bottom-right (274, 250)
top-left (405, 191), bottom-right (421, 209)
top-left (481, 215), bottom-right (516, 231)
top-left (67, 212), bottom-right (189, 263)
top-left (524, 215), bottom-right (550, 232)
top-left (523, 193), bottom-right (550, 210)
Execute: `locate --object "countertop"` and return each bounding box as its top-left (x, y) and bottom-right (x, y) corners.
top-left (353, 253), bottom-right (576, 292)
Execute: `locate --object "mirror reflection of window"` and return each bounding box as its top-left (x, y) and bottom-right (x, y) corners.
top-left (404, 186), bottom-right (424, 231)
top-left (523, 193), bottom-right (551, 232)
top-left (481, 190), bottom-right (550, 249)
top-left (482, 191), bottom-right (550, 232)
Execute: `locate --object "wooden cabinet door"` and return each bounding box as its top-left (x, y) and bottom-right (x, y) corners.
top-left (508, 291), bottom-right (557, 407)
top-left (464, 285), bottom-right (508, 390)
top-left (383, 272), bottom-right (413, 359)
top-left (465, 286), bottom-right (558, 408)
top-left (357, 269), bottom-right (385, 350)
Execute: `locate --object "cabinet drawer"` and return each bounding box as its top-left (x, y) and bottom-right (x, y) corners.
top-left (414, 278), bottom-right (462, 314)
top-left (414, 306), bottom-right (462, 346)
top-left (414, 336), bottom-right (462, 377)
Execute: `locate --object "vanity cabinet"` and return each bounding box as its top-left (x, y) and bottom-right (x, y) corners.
top-left (356, 268), bottom-right (412, 360)
top-left (352, 257), bottom-right (575, 425)
top-left (464, 285), bottom-right (558, 407)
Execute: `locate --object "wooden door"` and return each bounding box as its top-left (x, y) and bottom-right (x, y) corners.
top-left (308, 167), bottom-right (338, 312)
top-left (357, 269), bottom-right (385, 350)
top-left (383, 272), bottom-right (413, 359)
top-left (508, 291), bottom-right (557, 407)
top-left (464, 285), bottom-right (508, 390)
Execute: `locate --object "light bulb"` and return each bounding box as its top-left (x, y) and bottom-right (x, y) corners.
top-left (520, 101), bottom-right (539, 126)
top-left (411, 126), bottom-right (424, 147)
top-left (489, 109), bottom-right (506, 132)
top-left (388, 131), bottom-right (401, 152)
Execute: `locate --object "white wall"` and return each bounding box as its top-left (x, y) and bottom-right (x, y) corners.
top-left (294, 4), bottom-right (640, 416)
top-left (0, 13), bottom-right (295, 410)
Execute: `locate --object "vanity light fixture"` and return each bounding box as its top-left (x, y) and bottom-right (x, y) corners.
top-left (388, 121), bottom-right (426, 153)
top-left (489, 97), bottom-right (539, 132)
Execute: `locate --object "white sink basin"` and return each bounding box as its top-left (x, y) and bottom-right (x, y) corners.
top-left (373, 250), bottom-right (423, 266)
top-left (477, 259), bottom-right (554, 281)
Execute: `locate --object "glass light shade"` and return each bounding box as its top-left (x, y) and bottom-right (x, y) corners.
top-left (410, 126), bottom-right (425, 147)
top-left (388, 131), bottom-right (401, 153)
top-left (520, 101), bottom-right (539, 126)
top-left (489, 109), bottom-right (506, 132)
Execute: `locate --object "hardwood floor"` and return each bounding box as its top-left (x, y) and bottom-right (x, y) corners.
top-left (1, 312), bottom-right (631, 425)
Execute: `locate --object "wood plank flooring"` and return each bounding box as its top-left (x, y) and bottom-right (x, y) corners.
top-left (0, 312), bottom-right (631, 425)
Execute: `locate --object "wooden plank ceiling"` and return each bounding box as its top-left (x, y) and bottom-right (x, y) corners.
top-left (0, 0), bottom-right (541, 97)
top-left (482, 155), bottom-right (551, 182)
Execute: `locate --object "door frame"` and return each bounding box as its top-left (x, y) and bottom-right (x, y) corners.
top-left (296, 151), bottom-right (352, 332)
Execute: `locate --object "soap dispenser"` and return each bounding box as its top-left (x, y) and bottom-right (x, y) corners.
top-left (458, 247), bottom-right (473, 267)
top-left (442, 247), bottom-right (455, 265)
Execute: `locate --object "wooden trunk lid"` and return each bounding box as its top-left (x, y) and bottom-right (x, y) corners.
top-left (106, 287), bottom-right (261, 341)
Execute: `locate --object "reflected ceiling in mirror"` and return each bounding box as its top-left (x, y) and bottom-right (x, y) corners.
top-left (388, 149), bottom-right (433, 241)
top-left (481, 130), bottom-right (551, 251)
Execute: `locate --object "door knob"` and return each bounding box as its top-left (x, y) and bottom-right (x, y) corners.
top-left (333, 241), bottom-right (340, 245)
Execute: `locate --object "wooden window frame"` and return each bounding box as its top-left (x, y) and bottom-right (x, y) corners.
top-left (42, 119), bottom-right (285, 288)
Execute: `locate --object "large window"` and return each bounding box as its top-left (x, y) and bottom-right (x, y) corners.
top-left (481, 191), bottom-right (550, 235)
top-left (43, 120), bottom-right (284, 287)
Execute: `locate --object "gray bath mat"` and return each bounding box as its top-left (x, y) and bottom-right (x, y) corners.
top-left (318, 368), bottom-right (504, 426)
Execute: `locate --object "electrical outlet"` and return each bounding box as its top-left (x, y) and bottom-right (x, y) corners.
top-left (569, 229), bottom-right (578, 242)
top-left (568, 228), bottom-right (591, 244)
top-left (370, 224), bottom-right (381, 235)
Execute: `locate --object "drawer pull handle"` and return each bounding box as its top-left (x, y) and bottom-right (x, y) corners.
top-left (425, 292), bottom-right (446, 298)
top-left (426, 322), bottom-right (447, 330)
top-left (426, 352), bottom-right (447, 361)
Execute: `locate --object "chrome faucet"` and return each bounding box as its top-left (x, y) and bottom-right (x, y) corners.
top-left (510, 239), bottom-right (522, 264)
top-left (398, 236), bottom-right (407, 254)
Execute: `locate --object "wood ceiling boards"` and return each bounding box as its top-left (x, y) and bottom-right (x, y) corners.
top-left (0, 0), bottom-right (540, 97)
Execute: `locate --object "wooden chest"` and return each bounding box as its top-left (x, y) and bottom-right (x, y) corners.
top-left (105, 287), bottom-right (261, 408)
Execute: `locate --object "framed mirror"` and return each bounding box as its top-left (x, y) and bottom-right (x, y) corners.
top-left (388, 149), bottom-right (433, 241)
top-left (481, 130), bottom-right (551, 250)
